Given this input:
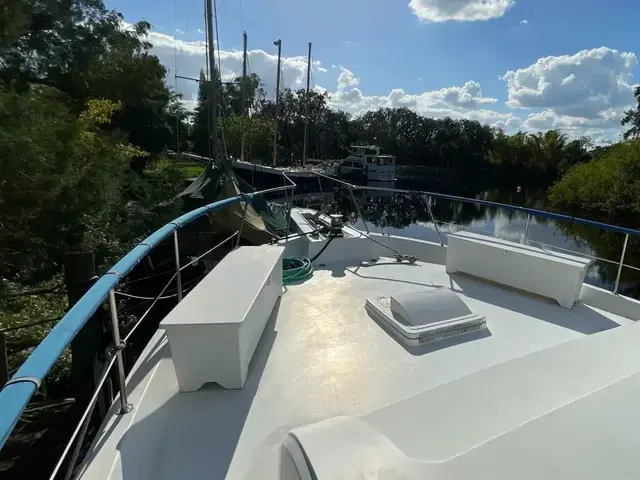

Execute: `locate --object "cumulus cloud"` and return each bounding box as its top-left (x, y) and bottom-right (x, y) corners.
top-left (329, 70), bottom-right (518, 129)
top-left (520, 19), bottom-right (528, 25)
top-left (144, 27), bottom-right (325, 109)
top-left (503, 47), bottom-right (637, 117)
top-left (522, 109), bottom-right (625, 144)
top-left (337, 67), bottom-right (360, 90)
top-left (409, 0), bottom-right (515, 22)
top-left (503, 47), bottom-right (637, 139)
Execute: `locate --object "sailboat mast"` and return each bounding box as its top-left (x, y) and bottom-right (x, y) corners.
top-left (205, 0), bottom-right (218, 160)
top-left (240, 31), bottom-right (248, 162)
top-left (302, 42), bottom-right (312, 167)
top-left (272, 39), bottom-right (282, 167)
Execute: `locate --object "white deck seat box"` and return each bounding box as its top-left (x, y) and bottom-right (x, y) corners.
top-left (160, 245), bottom-right (284, 391)
top-left (446, 231), bottom-right (591, 309)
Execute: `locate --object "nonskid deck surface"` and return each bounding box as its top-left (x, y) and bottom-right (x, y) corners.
top-left (79, 259), bottom-right (631, 480)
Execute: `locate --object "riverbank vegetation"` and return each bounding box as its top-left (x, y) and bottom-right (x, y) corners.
top-left (191, 73), bottom-right (594, 188)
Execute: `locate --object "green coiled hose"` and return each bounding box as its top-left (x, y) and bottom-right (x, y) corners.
top-left (283, 257), bottom-right (314, 285)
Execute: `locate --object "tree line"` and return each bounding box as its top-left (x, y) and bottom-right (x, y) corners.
top-left (1, 1), bottom-right (186, 316)
top-left (190, 70), bottom-right (593, 187)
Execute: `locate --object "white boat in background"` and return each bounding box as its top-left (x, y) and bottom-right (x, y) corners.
top-left (337, 145), bottom-right (396, 181)
top-left (2, 175), bottom-right (640, 480)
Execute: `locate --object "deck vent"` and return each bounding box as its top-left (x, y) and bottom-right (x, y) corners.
top-left (366, 289), bottom-right (486, 346)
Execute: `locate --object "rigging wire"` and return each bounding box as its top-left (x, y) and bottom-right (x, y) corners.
top-left (174, 0), bottom-right (180, 158)
top-left (213, 0), bottom-right (222, 78)
top-left (176, 4), bottom-right (194, 73)
top-left (213, 0), bottom-right (230, 159)
top-left (203, 0), bottom-right (213, 161)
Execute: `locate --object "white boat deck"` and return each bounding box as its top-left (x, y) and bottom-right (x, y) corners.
top-left (79, 258), bottom-right (633, 480)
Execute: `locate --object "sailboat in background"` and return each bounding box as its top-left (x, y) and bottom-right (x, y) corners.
top-left (171, 1), bottom-right (291, 241)
top-left (227, 39), bottom-right (336, 191)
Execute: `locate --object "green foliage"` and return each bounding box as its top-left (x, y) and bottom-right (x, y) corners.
top-left (547, 141), bottom-right (640, 287)
top-left (220, 115), bottom-right (273, 160)
top-left (222, 72), bottom-right (266, 116)
top-left (548, 140), bottom-right (640, 223)
top-left (0, 0), bottom-right (180, 166)
top-left (622, 86), bottom-right (640, 139)
top-left (0, 89), bottom-right (126, 282)
top-left (191, 69), bottom-right (216, 156)
top-left (0, 84), bottom-right (186, 318)
top-left (488, 130), bottom-right (590, 185)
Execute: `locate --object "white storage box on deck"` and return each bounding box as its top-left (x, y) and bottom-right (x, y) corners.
top-left (160, 245), bottom-right (284, 391)
top-left (446, 231), bottom-right (591, 309)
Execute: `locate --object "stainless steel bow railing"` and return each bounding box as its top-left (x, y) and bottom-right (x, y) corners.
top-left (0, 177), bottom-right (297, 479)
top-left (308, 172), bottom-right (638, 295)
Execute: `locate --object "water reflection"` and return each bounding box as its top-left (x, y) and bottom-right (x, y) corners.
top-left (290, 180), bottom-right (640, 298)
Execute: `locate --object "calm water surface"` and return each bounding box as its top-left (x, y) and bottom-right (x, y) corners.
top-left (290, 179), bottom-right (639, 298)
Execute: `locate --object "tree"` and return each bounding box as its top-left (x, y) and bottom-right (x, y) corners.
top-left (0, 0), bottom-right (179, 162)
top-left (191, 69), bottom-right (224, 157)
top-left (0, 89), bottom-right (129, 283)
top-left (488, 129), bottom-right (589, 186)
top-left (219, 116), bottom-right (273, 160)
top-left (222, 73), bottom-right (266, 116)
top-left (548, 140), bottom-right (640, 222)
top-left (258, 88), bottom-right (332, 162)
top-left (0, 87), bottom-right (184, 289)
top-left (622, 86), bottom-right (640, 139)
top-left (547, 140), bottom-right (640, 289)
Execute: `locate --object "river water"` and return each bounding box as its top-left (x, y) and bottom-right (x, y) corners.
top-left (289, 179), bottom-right (639, 298)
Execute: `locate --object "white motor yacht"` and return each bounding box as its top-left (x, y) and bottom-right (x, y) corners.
top-left (338, 145), bottom-right (396, 182)
top-left (1, 179), bottom-right (640, 480)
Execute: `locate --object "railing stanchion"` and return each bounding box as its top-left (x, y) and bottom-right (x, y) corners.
top-left (614, 233), bottom-right (629, 295)
top-left (236, 199), bottom-right (250, 248)
top-left (0, 333), bottom-right (8, 389)
top-left (284, 173), bottom-right (295, 240)
top-left (173, 230), bottom-right (183, 302)
top-left (317, 175), bottom-right (326, 210)
top-left (283, 176), bottom-right (290, 244)
top-left (108, 290), bottom-right (133, 414)
top-left (523, 214), bottom-right (531, 245)
top-left (348, 186), bottom-right (369, 234)
top-left (286, 190), bottom-right (294, 241)
top-left (426, 195), bottom-right (444, 246)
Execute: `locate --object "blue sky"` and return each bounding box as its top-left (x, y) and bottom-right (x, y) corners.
top-left (108, 0), bottom-right (640, 142)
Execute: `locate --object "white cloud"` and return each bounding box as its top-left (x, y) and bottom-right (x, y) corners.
top-left (503, 47), bottom-right (636, 117)
top-left (337, 67), bottom-right (360, 90)
top-left (520, 19), bottom-right (528, 25)
top-left (522, 109), bottom-right (625, 143)
top-left (329, 71), bottom-right (518, 129)
top-left (409, 0), bottom-right (515, 22)
top-left (197, 28), bottom-right (204, 34)
top-left (175, 28), bottom-right (184, 35)
top-left (503, 47), bottom-right (637, 139)
top-left (144, 27), bottom-right (325, 108)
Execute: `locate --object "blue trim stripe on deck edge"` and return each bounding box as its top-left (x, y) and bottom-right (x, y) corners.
top-left (0, 195), bottom-right (244, 448)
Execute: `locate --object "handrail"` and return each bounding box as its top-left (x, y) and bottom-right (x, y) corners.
top-left (0, 175), bottom-right (299, 453)
top-left (310, 173), bottom-right (640, 238)
top-left (308, 171), bottom-right (637, 293)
